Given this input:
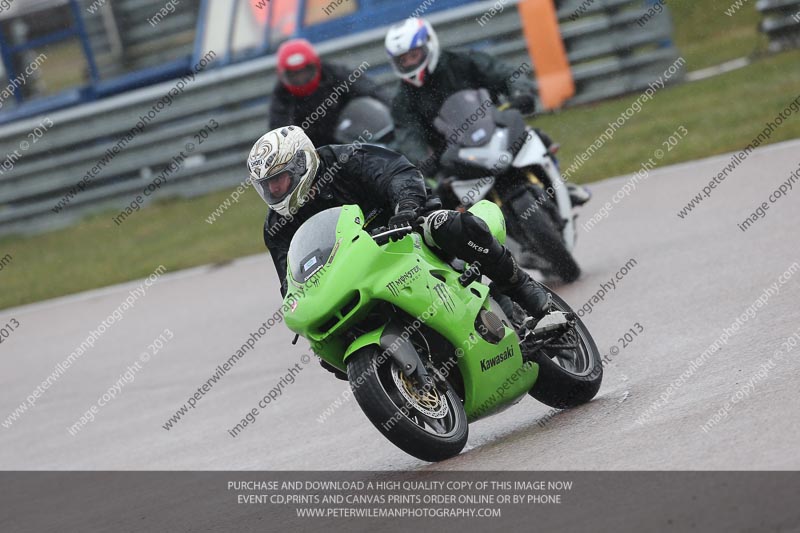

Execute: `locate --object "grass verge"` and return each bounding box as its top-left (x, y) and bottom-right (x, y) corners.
top-left (534, 50), bottom-right (800, 184)
top-left (0, 188), bottom-right (266, 310)
top-left (668, 0), bottom-right (767, 70)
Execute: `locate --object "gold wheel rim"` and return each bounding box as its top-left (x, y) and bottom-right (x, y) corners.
top-left (397, 370), bottom-right (442, 411)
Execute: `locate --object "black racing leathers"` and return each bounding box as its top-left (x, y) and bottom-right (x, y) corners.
top-left (391, 49), bottom-right (537, 175)
top-left (263, 143), bottom-right (550, 321)
top-left (269, 63), bottom-right (390, 147)
top-left (264, 143), bottom-right (426, 296)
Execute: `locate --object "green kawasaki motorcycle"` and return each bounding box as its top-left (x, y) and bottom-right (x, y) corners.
top-left (283, 200), bottom-right (602, 462)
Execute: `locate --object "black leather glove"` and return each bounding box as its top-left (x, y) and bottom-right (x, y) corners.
top-left (388, 201), bottom-right (420, 227)
top-left (509, 91), bottom-right (537, 115)
top-left (388, 210), bottom-right (417, 227)
top-left (387, 202), bottom-right (421, 241)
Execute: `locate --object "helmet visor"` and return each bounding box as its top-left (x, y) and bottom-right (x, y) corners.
top-left (256, 151), bottom-right (308, 205)
top-left (281, 64), bottom-right (319, 88)
top-left (391, 45), bottom-right (429, 75)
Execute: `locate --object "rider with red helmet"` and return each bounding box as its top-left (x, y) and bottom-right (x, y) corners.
top-left (269, 39), bottom-right (390, 146)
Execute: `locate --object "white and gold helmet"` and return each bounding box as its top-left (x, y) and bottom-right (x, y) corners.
top-left (247, 126), bottom-right (320, 216)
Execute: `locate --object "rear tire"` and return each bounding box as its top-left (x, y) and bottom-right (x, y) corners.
top-left (347, 347), bottom-right (468, 462)
top-left (511, 191), bottom-right (581, 283)
top-left (527, 290), bottom-right (602, 409)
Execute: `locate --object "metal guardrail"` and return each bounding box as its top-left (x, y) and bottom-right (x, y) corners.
top-left (0, 0), bottom-right (682, 236)
top-left (757, 0), bottom-right (800, 51)
top-left (81, 0), bottom-right (201, 79)
top-left (0, 0), bottom-right (201, 124)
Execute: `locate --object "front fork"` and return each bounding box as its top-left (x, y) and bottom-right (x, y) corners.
top-left (379, 320), bottom-right (433, 388)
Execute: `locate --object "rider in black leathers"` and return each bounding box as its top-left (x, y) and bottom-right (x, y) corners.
top-left (249, 126), bottom-right (552, 327)
top-left (385, 17), bottom-right (589, 207)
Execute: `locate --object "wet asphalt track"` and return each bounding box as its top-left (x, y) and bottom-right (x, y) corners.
top-left (2, 139), bottom-right (800, 472)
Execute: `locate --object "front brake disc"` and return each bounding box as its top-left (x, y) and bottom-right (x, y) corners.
top-left (391, 367), bottom-right (449, 419)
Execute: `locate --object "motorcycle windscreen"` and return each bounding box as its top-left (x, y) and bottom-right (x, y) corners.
top-left (287, 207), bottom-right (342, 283)
top-left (433, 88), bottom-right (496, 147)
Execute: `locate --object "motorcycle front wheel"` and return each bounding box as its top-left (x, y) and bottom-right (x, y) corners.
top-left (526, 289), bottom-right (603, 408)
top-left (347, 347), bottom-right (468, 462)
top-left (508, 190), bottom-right (581, 283)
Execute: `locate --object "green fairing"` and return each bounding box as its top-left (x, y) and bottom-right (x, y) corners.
top-left (342, 326), bottom-right (385, 361)
top-left (282, 201), bottom-right (537, 421)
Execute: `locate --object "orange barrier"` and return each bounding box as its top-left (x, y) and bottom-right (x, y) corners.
top-left (517, 0), bottom-right (575, 110)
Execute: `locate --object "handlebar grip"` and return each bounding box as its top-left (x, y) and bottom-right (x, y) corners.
top-left (371, 225), bottom-right (414, 245)
top-left (368, 226), bottom-right (388, 237)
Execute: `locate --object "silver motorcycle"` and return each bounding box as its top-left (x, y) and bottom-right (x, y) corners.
top-left (435, 89), bottom-right (582, 282)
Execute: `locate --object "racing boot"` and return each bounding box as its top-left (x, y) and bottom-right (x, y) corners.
top-left (484, 247), bottom-right (551, 326)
